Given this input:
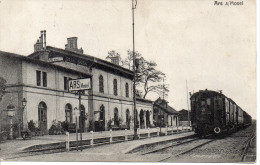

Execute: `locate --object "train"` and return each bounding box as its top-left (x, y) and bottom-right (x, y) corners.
top-left (190, 89), bottom-right (252, 135)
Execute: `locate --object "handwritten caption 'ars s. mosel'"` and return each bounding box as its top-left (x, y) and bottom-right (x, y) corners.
top-left (214, 1), bottom-right (244, 6)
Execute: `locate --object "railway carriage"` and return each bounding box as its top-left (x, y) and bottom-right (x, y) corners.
top-left (190, 89), bottom-right (251, 135)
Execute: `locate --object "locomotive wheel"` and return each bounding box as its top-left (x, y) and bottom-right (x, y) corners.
top-left (214, 127), bottom-right (221, 134)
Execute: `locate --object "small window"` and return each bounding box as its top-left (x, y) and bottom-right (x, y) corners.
top-left (36, 70), bottom-right (41, 86)
top-left (42, 72), bottom-right (47, 87)
top-left (99, 75), bottom-right (104, 93)
top-left (113, 79), bottom-right (118, 96)
top-left (125, 83), bottom-right (129, 97)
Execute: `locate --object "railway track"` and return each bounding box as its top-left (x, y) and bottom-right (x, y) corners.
top-left (159, 138), bottom-right (215, 162)
top-left (132, 134), bottom-right (215, 162)
top-left (141, 137), bottom-right (200, 155)
top-left (241, 125), bottom-right (256, 162)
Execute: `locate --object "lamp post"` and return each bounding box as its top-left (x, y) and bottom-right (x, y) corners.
top-left (73, 107), bottom-right (80, 151)
top-left (132, 0), bottom-right (139, 140)
top-left (5, 104), bottom-right (16, 140)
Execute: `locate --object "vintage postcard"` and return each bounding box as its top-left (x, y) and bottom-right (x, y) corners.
top-left (0, 0), bottom-right (257, 163)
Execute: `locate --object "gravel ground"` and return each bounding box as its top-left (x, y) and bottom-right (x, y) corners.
top-left (164, 125), bottom-right (256, 163)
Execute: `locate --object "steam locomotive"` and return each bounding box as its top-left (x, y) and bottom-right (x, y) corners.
top-left (190, 89), bottom-right (252, 135)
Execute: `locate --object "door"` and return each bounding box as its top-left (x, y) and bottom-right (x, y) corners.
top-left (38, 102), bottom-right (47, 135)
top-left (126, 109), bottom-right (130, 129)
top-left (79, 105), bottom-right (86, 132)
top-left (99, 105), bottom-right (105, 131)
top-left (146, 111), bottom-right (150, 128)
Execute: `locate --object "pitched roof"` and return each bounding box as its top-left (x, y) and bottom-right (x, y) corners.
top-left (28, 46), bottom-right (134, 79)
top-left (166, 106), bottom-right (179, 115)
top-left (153, 97), bottom-right (179, 115)
top-left (0, 50), bottom-right (92, 78)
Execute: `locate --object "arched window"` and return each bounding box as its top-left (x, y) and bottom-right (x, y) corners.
top-left (113, 79), bottom-right (118, 96)
top-left (125, 83), bottom-right (129, 97)
top-left (99, 75), bottom-right (104, 93)
top-left (114, 107), bottom-right (119, 126)
top-left (38, 102), bottom-right (47, 134)
top-left (65, 104), bottom-right (72, 123)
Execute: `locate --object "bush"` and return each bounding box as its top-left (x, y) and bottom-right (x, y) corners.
top-left (12, 123), bottom-right (19, 139)
top-left (49, 120), bottom-right (64, 135)
top-left (107, 119), bottom-right (113, 130)
top-left (0, 131), bottom-right (8, 142)
top-left (61, 121), bottom-right (70, 132)
top-left (28, 120), bottom-right (36, 132)
top-left (68, 123), bottom-right (77, 133)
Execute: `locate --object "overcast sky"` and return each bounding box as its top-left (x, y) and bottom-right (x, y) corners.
top-left (0, 0), bottom-right (256, 118)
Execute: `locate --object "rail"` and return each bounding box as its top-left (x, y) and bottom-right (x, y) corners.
top-left (241, 126), bottom-right (256, 161)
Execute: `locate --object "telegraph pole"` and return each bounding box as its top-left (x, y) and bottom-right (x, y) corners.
top-left (132, 0), bottom-right (138, 140)
top-left (186, 80), bottom-right (190, 126)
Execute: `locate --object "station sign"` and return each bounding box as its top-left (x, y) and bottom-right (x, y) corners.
top-left (48, 57), bottom-right (64, 62)
top-left (69, 78), bottom-right (91, 91)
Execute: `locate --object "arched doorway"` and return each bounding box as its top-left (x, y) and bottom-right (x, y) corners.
top-left (38, 102), bottom-right (47, 135)
top-left (126, 109), bottom-right (130, 129)
top-left (79, 104), bottom-right (85, 132)
top-left (146, 111), bottom-right (150, 128)
top-left (140, 110), bottom-right (145, 129)
top-left (136, 110), bottom-right (139, 128)
top-left (114, 108), bottom-right (119, 127)
top-left (99, 105), bottom-right (105, 131)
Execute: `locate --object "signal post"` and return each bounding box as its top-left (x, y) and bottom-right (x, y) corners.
top-left (69, 78), bottom-right (91, 151)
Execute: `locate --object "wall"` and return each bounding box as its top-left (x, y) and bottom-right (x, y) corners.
top-left (0, 55), bottom-right (22, 132)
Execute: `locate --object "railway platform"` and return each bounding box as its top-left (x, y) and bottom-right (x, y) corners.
top-left (0, 126), bottom-right (193, 160)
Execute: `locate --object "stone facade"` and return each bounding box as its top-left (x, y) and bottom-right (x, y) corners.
top-left (0, 51), bottom-right (89, 135)
top-left (0, 36), bottom-right (154, 135)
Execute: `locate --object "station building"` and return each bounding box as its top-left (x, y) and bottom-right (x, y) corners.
top-left (0, 31), bottom-right (154, 135)
top-left (178, 109), bottom-right (191, 126)
top-left (153, 98), bottom-right (179, 127)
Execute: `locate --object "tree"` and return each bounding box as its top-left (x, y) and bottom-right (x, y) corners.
top-left (137, 60), bottom-right (166, 98)
top-left (156, 83), bottom-right (170, 99)
top-left (122, 50), bottom-right (143, 70)
top-left (0, 76), bottom-right (6, 102)
top-left (117, 49), bottom-right (169, 99)
top-left (106, 50), bottom-right (123, 66)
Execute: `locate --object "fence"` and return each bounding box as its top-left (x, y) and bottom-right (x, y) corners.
top-left (178, 121), bottom-right (191, 126)
top-left (65, 125), bottom-right (192, 151)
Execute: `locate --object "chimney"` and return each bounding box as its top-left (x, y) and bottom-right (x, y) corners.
top-left (43, 30), bottom-right (46, 49)
top-left (65, 37), bottom-right (83, 54)
top-left (40, 31), bottom-right (44, 48)
top-left (111, 56), bottom-right (120, 65)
